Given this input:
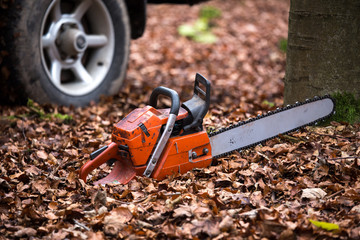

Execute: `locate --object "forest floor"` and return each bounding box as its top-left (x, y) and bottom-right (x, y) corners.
top-left (1, 0), bottom-right (359, 239)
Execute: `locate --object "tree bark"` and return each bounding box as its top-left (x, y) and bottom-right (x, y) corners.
top-left (284, 0), bottom-right (360, 104)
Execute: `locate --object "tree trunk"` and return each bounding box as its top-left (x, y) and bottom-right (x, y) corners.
top-left (284, 0), bottom-right (360, 104)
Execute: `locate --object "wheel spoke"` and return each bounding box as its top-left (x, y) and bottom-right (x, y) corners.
top-left (86, 34), bottom-right (108, 48)
top-left (50, 61), bottom-right (62, 85)
top-left (42, 35), bottom-right (51, 48)
top-left (72, 0), bottom-right (92, 21)
top-left (51, 0), bottom-right (62, 22)
top-left (72, 61), bottom-right (93, 83)
top-left (42, 36), bottom-right (61, 63)
top-left (42, 34), bottom-right (53, 48)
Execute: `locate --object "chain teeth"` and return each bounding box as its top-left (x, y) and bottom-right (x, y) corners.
top-left (210, 95), bottom-right (335, 159)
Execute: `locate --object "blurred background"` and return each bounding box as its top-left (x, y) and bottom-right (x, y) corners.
top-left (123, 0), bottom-right (289, 110)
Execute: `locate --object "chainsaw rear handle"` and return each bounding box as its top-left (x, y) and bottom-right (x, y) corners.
top-left (149, 86), bottom-right (180, 115)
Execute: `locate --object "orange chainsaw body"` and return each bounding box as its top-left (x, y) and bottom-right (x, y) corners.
top-left (79, 73), bottom-right (212, 185)
top-left (110, 105), bottom-right (212, 179)
top-left (111, 106), bottom-right (188, 167)
top-left (151, 130), bottom-right (212, 180)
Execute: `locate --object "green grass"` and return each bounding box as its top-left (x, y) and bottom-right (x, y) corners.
top-left (26, 99), bottom-right (73, 122)
top-left (262, 100), bottom-right (275, 108)
top-left (178, 6), bottom-right (221, 44)
top-left (199, 6), bottom-right (221, 19)
top-left (278, 38), bottom-right (287, 53)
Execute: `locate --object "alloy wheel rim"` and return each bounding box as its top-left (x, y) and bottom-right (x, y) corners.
top-left (40, 0), bottom-right (115, 96)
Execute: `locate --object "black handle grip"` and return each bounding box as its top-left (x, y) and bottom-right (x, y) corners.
top-left (149, 86), bottom-right (180, 115)
top-left (194, 73), bottom-right (210, 108)
top-left (181, 73), bottom-right (211, 132)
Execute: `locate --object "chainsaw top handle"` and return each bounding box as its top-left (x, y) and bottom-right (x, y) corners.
top-left (149, 86), bottom-right (180, 115)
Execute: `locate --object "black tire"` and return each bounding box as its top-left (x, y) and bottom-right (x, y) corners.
top-left (3, 0), bottom-right (130, 106)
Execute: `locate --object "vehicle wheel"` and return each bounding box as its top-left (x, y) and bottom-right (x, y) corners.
top-left (6, 0), bottom-right (130, 106)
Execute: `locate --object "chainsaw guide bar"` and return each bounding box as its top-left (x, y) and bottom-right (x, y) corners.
top-left (209, 95), bottom-right (335, 158)
top-left (79, 73), bottom-right (335, 185)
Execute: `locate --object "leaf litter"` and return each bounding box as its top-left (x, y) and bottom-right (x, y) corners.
top-left (1, 0), bottom-right (359, 239)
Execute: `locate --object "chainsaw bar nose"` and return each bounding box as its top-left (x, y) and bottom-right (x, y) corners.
top-left (79, 142), bottom-right (136, 185)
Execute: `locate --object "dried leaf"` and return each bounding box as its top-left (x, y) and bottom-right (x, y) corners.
top-left (0, 1), bottom-right (358, 239)
top-left (91, 189), bottom-right (107, 206)
top-left (87, 231), bottom-right (106, 240)
top-left (14, 228), bottom-right (37, 238)
top-left (350, 205), bottom-right (360, 214)
top-left (173, 205), bottom-right (193, 218)
top-left (219, 215), bottom-right (234, 231)
top-left (104, 207), bottom-right (132, 225)
top-left (191, 219), bottom-right (220, 237)
top-left (31, 179), bottom-right (48, 194)
top-left (36, 150), bottom-right (48, 160)
top-left (48, 202), bottom-right (58, 210)
top-left (301, 188), bottom-right (327, 200)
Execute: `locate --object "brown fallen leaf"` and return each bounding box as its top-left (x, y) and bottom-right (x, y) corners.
top-left (48, 201), bottom-right (58, 210)
top-left (191, 219), bottom-right (220, 238)
top-left (91, 189), bottom-right (107, 206)
top-left (350, 205), bottom-right (360, 214)
top-left (14, 227), bottom-right (37, 238)
top-left (279, 228), bottom-right (296, 240)
top-left (219, 215), bottom-right (234, 231)
top-left (36, 150), bottom-right (48, 160)
top-left (173, 205), bottom-right (193, 218)
top-left (1, 0), bottom-right (359, 239)
top-left (87, 231), bottom-right (106, 240)
top-left (25, 165), bottom-right (41, 176)
top-left (301, 188), bottom-right (327, 200)
top-left (31, 179), bottom-right (49, 194)
top-left (0, 178), bottom-right (11, 191)
top-left (51, 230), bottom-right (69, 240)
top-left (103, 207), bottom-right (133, 235)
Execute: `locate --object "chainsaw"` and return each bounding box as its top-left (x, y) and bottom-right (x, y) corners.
top-left (79, 73), bottom-right (335, 185)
